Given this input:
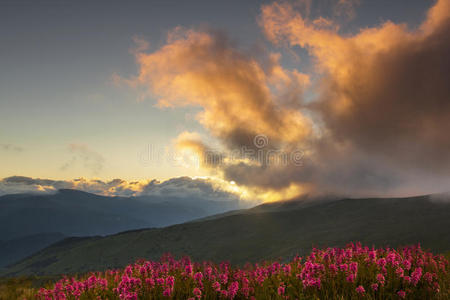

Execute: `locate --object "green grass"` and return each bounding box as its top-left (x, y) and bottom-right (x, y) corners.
top-left (0, 276), bottom-right (59, 300)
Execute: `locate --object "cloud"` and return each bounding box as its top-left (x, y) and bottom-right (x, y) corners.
top-left (120, 27), bottom-right (317, 199)
top-left (333, 0), bottom-right (360, 22)
top-left (0, 144), bottom-right (23, 152)
top-left (0, 176), bottom-right (74, 195)
top-left (61, 144), bottom-right (105, 174)
top-left (127, 28), bottom-right (312, 149)
top-left (119, 0), bottom-right (450, 200)
top-left (140, 176), bottom-right (239, 202)
top-left (260, 0), bottom-right (450, 177)
top-left (174, 131), bottom-right (224, 169)
top-left (0, 176), bottom-right (243, 202)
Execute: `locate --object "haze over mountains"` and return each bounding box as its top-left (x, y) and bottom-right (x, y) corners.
top-left (0, 188), bottom-right (245, 269)
top-left (3, 193), bottom-right (450, 277)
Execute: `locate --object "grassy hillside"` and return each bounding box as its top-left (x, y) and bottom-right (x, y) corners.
top-left (4, 195), bottom-right (450, 277)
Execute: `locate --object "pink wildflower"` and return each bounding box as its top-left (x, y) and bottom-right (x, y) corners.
top-left (395, 267), bottom-right (404, 278)
top-left (228, 281), bottom-right (239, 299)
top-left (402, 259), bottom-right (412, 270)
top-left (397, 290), bottom-right (406, 298)
top-left (424, 272), bottom-right (434, 283)
top-left (162, 288), bottom-right (172, 297)
top-left (355, 285), bottom-right (365, 295)
top-left (339, 264), bottom-right (348, 271)
top-left (194, 272), bottom-right (203, 282)
top-left (193, 287), bottom-right (202, 299)
top-left (377, 258), bottom-right (387, 268)
top-left (411, 267), bottom-right (422, 285)
top-left (346, 273), bottom-right (355, 283)
top-left (277, 285), bottom-right (285, 295)
top-left (350, 262), bottom-right (358, 274)
top-left (166, 276), bottom-right (175, 288)
top-left (376, 273), bottom-right (385, 285)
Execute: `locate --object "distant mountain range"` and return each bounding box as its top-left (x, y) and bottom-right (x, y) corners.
top-left (0, 233), bottom-right (65, 270)
top-left (3, 194), bottom-right (450, 276)
top-left (0, 189), bottom-right (243, 269)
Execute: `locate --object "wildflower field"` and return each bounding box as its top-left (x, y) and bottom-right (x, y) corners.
top-left (5, 243), bottom-right (450, 299)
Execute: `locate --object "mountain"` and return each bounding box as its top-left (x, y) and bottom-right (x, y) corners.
top-left (4, 194), bottom-right (450, 276)
top-left (0, 189), bottom-right (242, 268)
top-left (0, 233), bottom-right (65, 271)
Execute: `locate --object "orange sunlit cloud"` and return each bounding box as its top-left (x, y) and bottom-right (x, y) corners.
top-left (260, 0), bottom-right (450, 174)
top-left (120, 0), bottom-right (450, 201)
top-left (131, 28), bottom-right (312, 145)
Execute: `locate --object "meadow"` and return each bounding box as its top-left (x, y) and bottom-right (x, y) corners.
top-left (3, 243), bottom-right (448, 299)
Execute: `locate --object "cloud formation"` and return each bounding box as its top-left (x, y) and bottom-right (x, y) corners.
top-left (140, 176), bottom-right (239, 202)
top-left (123, 0), bottom-right (450, 200)
top-left (130, 28), bottom-right (312, 149)
top-left (260, 0), bottom-right (450, 176)
top-left (61, 144), bottom-right (105, 174)
top-left (0, 143), bottom-right (23, 152)
top-left (0, 176), bottom-right (242, 202)
top-left (121, 27), bottom-right (316, 200)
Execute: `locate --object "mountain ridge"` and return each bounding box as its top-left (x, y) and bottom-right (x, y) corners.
top-left (4, 193), bottom-right (450, 277)
top-left (0, 189), bottom-right (242, 268)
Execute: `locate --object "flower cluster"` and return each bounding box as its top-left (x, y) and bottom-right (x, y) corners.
top-left (35, 243), bottom-right (449, 299)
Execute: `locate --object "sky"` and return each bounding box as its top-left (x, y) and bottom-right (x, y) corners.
top-left (0, 0), bottom-right (449, 201)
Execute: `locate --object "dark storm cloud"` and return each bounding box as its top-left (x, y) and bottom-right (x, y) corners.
top-left (317, 16), bottom-right (450, 174)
